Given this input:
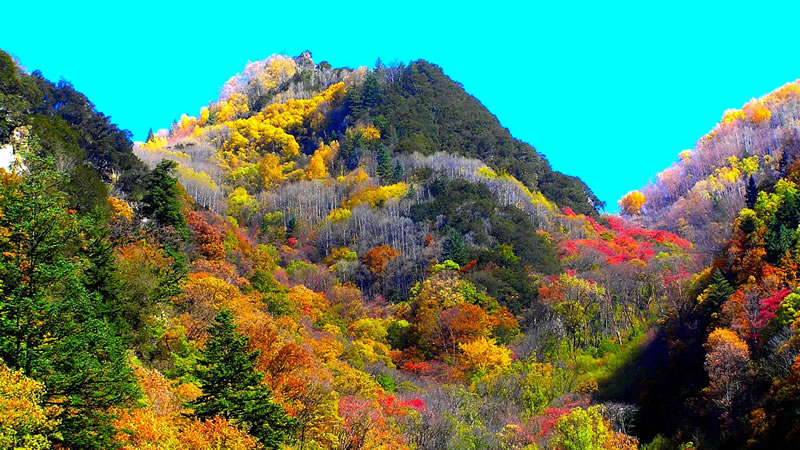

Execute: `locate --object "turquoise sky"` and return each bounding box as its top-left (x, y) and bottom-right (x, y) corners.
top-left (3, 1), bottom-right (800, 211)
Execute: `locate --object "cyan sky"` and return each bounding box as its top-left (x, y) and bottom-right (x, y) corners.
top-left (3, 1), bottom-right (800, 211)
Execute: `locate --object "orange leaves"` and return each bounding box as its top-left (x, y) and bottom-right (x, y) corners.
top-left (361, 245), bottom-right (401, 274)
top-left (185, 210), bottom-right (225, 261)
top-left (179, 417), bottom-right (260, 450)
top-left (114, 412), bottom-right (259, 450)
top-left (287, 285), bottom-right (329, 321)
top-left (705, 328), bottom-right (751, 411)
top-left (617, 190), bottom-right (646, 216)
top-left (440, 303), bottom-right (493, 349)
top-left (743, 99), bottom-right (772, 123)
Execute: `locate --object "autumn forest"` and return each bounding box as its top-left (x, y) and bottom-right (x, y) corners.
top-left (3, 49), bottom-right (800, 449)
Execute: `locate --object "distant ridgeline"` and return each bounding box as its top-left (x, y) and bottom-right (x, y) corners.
top-left (0, 49), bottom-right (147, 211)
top-left (135, 52), bottom-right (602, 217)
top-left (621, 80), bottom-right (800, 258)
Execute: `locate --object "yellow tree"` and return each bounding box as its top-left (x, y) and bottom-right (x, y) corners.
top-left (0, 362), bottom-right (60, 449)
top-left (618, 190), bottom-right (646, 215)
top-left (458, 337), bottom-right (512, 374)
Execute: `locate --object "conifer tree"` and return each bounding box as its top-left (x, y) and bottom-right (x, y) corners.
top-left (142, 159), bottom-right (187, 236)
top-left (146, 127), bottom-right (155, 143)
top-left (746, 175), bottom-right (758, 209)
top-left (393, 160), bottom-right (404, 182)
top-left (376, 144), bottom-right (393, 183)
top-left (0, 151), bottom-right (138, 449)
top-left (192, 310), bottom-right (296, 448)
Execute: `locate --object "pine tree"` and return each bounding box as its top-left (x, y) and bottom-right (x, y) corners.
top-left (703, 269), bottom-right (735, 310)
top-left (142, 159), bottom-right (186, 236)
top-left (746, 175), bottom-right (758, 209)
top-left (0, 151), bottom-right (138, 448)
top-left (376, 144), bottom-right (393, 183)
top-left (192, 310), bottom-right (296, 448)
top-left (393, 160), bottom-right (404, 182)
top-left (146, 127), bottom-right (155, 143)
top-left (442, 228), bottom-right (469, 265)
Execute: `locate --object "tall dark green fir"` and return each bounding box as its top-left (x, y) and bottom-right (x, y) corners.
top-left (191, 310), bottom-right (296, 448)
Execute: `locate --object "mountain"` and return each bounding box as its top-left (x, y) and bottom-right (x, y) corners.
top-left (4, 47), bottom-right (800, 449)
top-left (626, 80), bottom-right (800, 258)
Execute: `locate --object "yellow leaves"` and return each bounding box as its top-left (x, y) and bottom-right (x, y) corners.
top-left (311, 335), bottom-right (345, 363)
top-left (227, 187), bottom-right (257, 222)
top-left (305, 142), bottom-right (331, 180)
top-left (349, 124), bottom-right (381, 140)
top-left (458, 336), bottom-right (512, 373)
top-left (0, 362), bottom-right (60, 450)
top-left (707, 328), bottom-right (749, 355)
top-left (109, 197), bottom-right (134, 222)
top-left (258, 55), bottom-right (298, 91)
top-left (739, 155), bottom-right (759, 176)
top-left (476, 166), bottom-right (498, 179)
top-left (198, 107), bottom-right (209, 126)
top-left (179, 114), bottom-right (197, 132)
top-left (215, 93), bottom-right (249, 123)
top-left (617, 190), bottom-right (646, 216)
top-left (287, 285), bottom-right (329, 321)
top-left (345, 182), bottom-right (408, 209)
top-left (721, 108), bottom-right (746, 127)
top-left (348, 318), bottom-right (389, 342)
top-left (678, 149), bottom-right (692, 162)
top-left (340, 167), bottom-right (370, 187)
top-left (327, 207), bottom-right (352, 223)
top-left (743, 99), bottom-right (772, 123)
top-left (332, 364), bottom-right (381, 398)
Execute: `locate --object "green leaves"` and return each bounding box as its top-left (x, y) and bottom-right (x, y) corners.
top-left (0, 152), bottom-right (138, 449)
top-left (191, 310), bottom-right (296, 448)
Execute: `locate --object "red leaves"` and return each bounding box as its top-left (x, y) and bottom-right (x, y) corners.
top-left (401, 361), bottom-right (430, 375)
top-left (561, 214), bottom-right (689, 265)
top-left (755, 288), bottom-right (792, 328)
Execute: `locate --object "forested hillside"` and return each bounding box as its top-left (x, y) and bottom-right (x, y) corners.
top-left (2, 48), bottom-right (800, 449)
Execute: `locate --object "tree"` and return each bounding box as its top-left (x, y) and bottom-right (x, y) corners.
top-left (142, 159), bottom-right (186, 236)
top-left (191, 310), bottom-right (296, 448)
top-left (704, 328), bottom-right (751, 414)
top-left (0, 362), bottom-right (60, 450)
top-left (551, 406), bottom-right (611, 450)
top-left (376, 144), bottom-right (393, 183)
top-left (392, 160), bottom-right (404, 182)
top-left (458, 337), bottom-right (512, 374)
top-left (618, 190), bottom-right (646, 216)
top-left (698, 270), bottom-right (735, 311)
top-left (0, 153), bottom-right (139, 448)
top-left (746, 175), bottom-right (758, 209)
top-left (146, 128), bottom-right (155, 143)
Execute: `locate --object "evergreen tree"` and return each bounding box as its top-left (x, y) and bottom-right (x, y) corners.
top-left (442, 227), bottom-right (469, 265)
top-left (393, 160), bottom-right (404, 181)
top-left (702, 269), bottom-right (735, 310)
top-left (766, 187), bottom-right (800, 262)
top-left (142, 159), bottom-right (186, 236)
top-left (376, 144), bottom-right (393, 183)
top-left (79, 212), bottom-right (127, 329)
top-left (362, 73), bottom-right (381, 109)
top-left (0, 152), bottom-right (138, 449)
top-left (746, 174), bottom-right (758, 209)
top-left (192, 310), bottom-right (296, 448)
top-left (345, 87), bottom-right (364, 122)
top-left (146, 127), bottom-right (155, 142)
